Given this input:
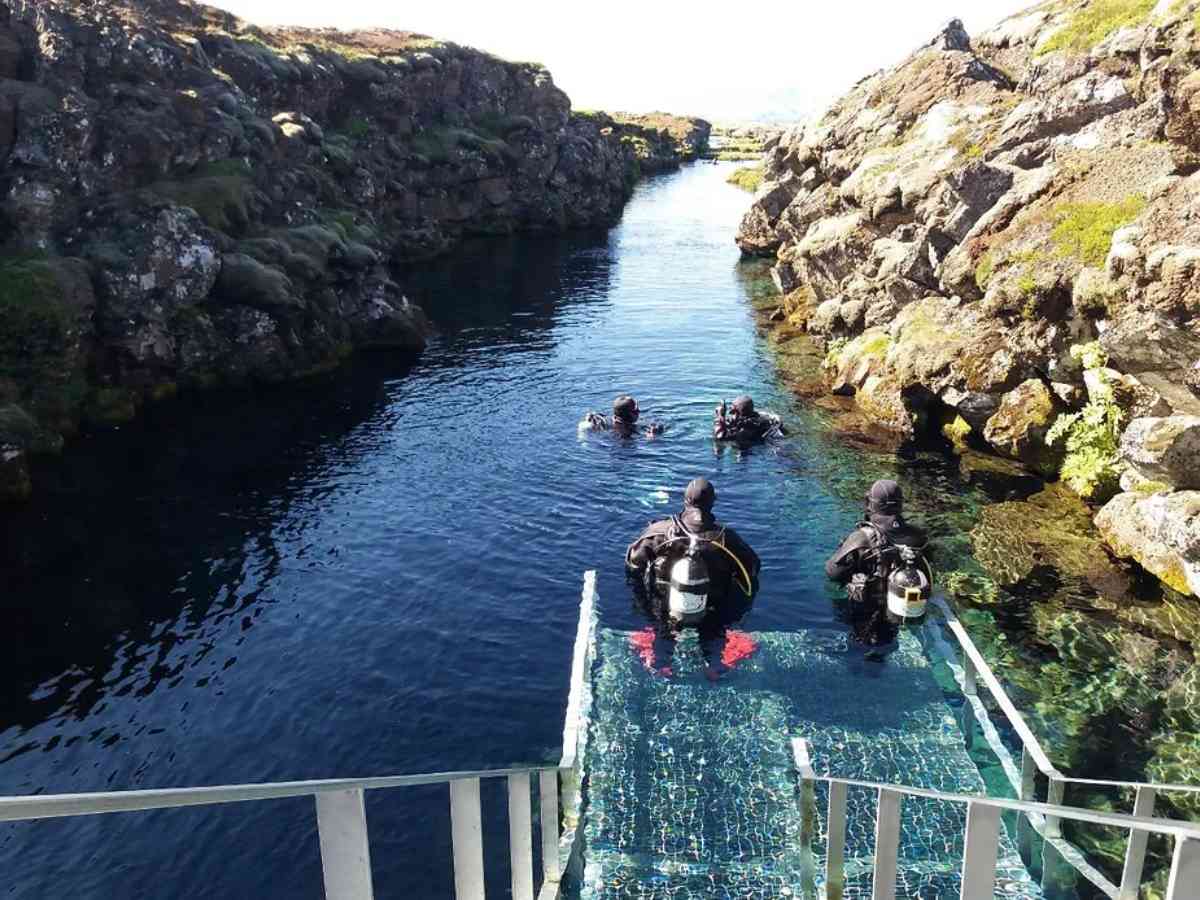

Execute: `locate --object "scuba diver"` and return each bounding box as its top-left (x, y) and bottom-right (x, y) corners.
top-left (580, 394), bottom-right (665, 438)
top-left (626, 478), bottom-right (760, 679)
top-left (713, 395), bottom-right (785, 445)
top-left (825, 479), bottom-right (933, 648)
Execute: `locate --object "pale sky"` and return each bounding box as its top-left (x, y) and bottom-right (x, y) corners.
top-left (210, 0), bottom-right (1030, 123)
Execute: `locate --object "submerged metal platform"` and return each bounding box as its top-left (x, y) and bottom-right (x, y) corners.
top-left (573, 626), bottom-right (1041, 899)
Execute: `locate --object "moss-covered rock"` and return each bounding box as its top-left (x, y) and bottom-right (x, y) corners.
top-left (983, 379), bottom-right (1065, 476)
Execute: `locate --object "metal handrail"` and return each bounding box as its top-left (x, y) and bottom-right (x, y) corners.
top-left (929, 596), bottom-right (1200, 798)
top-left (925, 595), bottom-right (1200, 900)
top-left (791, 738), bottom-right (1200, 900)
top-left (0, 764), bottom-right (565, 823)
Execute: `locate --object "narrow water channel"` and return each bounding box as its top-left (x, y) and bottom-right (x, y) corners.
top-left (0, 162), bottom-right (1183, 897)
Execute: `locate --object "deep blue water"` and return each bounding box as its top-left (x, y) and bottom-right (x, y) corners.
top-left (0, 162), bottom-right (1143, 898)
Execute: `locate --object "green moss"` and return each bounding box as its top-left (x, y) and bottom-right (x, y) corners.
top-left (943, 414), bottom-right (972, 448)
top-left (948, 126), bottom-right (985, 160)
top-left (975, 251), bottom-right (996, 291)
top-left (83, 387), bottom-right (137, 427)
top-left (149, 175), bottom-right (255, 233)
top-left (823, 336), bottom-right (850, 368)
top-left (344, 117), bottom-right (371, 142)
top-left (1050, 197), bottom-right (1146, 267)
top-left (0, 258), bottom-right (71, 383)
top-left (726, 166), bottom-right (764, 192)
top-left (1038, 0), bottom-right (1158, 55)
top-left (194, 158), bottom-right (253, 178)
top-left (410, 126), bottom-right (513, 165)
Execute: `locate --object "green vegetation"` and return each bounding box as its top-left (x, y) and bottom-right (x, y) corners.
top-left (1047, 343), bottom-right (1123, 499)
top-left (410, 126), bottom-right (513, 165)
top-left (726, 166), bottom-right (764, 192)
top-left (1050, 196), bottom-right (1146, 267)
top-left (823, 336), bottom-right (849, 368)
top-left (0, 257), bottom-right (69, 382)
top-left (943, 414), bottom-right (973, 449)
top-left (948, 126), bottom-right (985, 160)
top-left (1038, 0), bottom-right (1158, 55)
top-left (150, 174), bottom-right (256, 233)
top-left (974, 251), bottom-right (996, 291)
top-left (194, 158), bottom-right (253, 178)
top-left (344, 117), bottom-right (371, 142)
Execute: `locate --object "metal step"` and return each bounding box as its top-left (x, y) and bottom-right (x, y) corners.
top-left (576, 627), bottom-right (1043, 899)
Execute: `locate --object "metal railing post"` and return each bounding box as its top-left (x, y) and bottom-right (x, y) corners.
top-left (1167, 836), bottom-right (1200, 900)
top-left (960, 801), bottom-right (1001, 900)
top-left (872, 788), bottom-right (902, 900)
top-left (315, 789), bottom-right (375, 900)
top-left (450, 778), bottom-right (485, 900)
top-left (793, 739), bottom-right (817, 899)
top-left (1045, 776), bottom-right (1065, 839)
top-left (539, 770), bottom-right (560, 886)
top-left (1020, 747), bottom-right (1037, 802)
top-left (1119, 786), bottom-right (1157, 900)
top-left (508, 773), bottom-right (534, 900)
top-left (963, 656), bottom-right (978, 696)
top-left (826, 781), bottom-right (848, 900)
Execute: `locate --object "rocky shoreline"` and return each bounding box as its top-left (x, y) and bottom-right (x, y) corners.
top-left (738, 5), bottom-right (1200, 601)
top-left (0, 0), bottom-right (710, 501)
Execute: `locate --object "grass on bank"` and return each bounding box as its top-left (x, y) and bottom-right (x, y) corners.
top-left (1049, 196), bottom-right (1146, 267)
top-left (1038, 0), bottom-right (1158, 55)
top-left (727, 166), bottom-right (764, 192)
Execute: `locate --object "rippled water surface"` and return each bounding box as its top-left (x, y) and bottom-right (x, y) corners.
top-left (0, 163), bottom-right (1190, 898)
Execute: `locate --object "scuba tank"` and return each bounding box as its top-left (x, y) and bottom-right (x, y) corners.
top-left (886, 544), bottom-right (930, 620)
top-left (667, 534), bottom-right (711, 626)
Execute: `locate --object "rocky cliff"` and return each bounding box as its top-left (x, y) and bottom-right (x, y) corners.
top-left (0, 0), bottom-right (709, 500)
top-left (738, 2), bottom-right (1200, 598)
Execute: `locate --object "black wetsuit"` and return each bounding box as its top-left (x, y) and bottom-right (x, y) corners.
top-left (626, 507), bottom-right (760, 671)
top-left (713, 411), bottom-right (784, 444)
top-left (825, 512), bottom-right (928, 647)
top-left (582, 412), bottom-right (664, 437)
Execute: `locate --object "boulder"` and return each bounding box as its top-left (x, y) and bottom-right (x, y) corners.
top-left (1120, 416), bottom-right (1200, 490)
top-left (85, 203), bottom-right (222, 376)
top-left (1096, 491), bottom-right (1200, 598)
top-left (1100, 312), bottom-right (1200, 375)
top-left (983, 379), bottom-right (1064, 475)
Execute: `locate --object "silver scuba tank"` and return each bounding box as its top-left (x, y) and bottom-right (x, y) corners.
top-left (887, 544), bottom-right (930, 619)
top-left (668, 536), bottom-right (710, 626)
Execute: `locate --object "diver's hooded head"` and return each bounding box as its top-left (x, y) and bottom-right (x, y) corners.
top-left (681, 477), bottom-right (717, 529)
top-left (865, 479), bottom-right (904, 528)
top-left (731, 395), bottom-right (755, 418)
top-left (612, 394), bottom-right (639, 424)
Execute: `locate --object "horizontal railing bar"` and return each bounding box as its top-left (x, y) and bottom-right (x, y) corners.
top-left (1062, 777), bottom-right (1200, 795)
top-left (819, 775), bottom-right (1200, 839)
top-left (931, 598), bottom-right (1060, 778)
top-left (0, 764), bottom-right (564, 822)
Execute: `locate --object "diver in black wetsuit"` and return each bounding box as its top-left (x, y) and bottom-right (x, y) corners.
top-left (825, 479), bottom-right (930, 649)
top-left (713, 395), bottom-right (785, 446)
top-left (580, 394), bottom-right (665, 438)
top-left (625, 478), bottom-right (760, 679)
